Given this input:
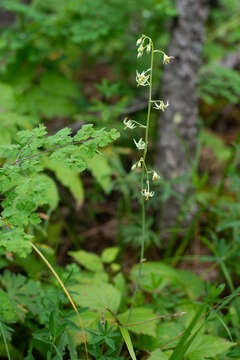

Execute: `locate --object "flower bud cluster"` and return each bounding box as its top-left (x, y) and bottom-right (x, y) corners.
top-left (136, 35), bottom-right (151, 58)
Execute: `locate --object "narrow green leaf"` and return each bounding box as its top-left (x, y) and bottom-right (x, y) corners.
top-left (120, 326), bottom-right (137, 360)
top-left (169, 306), bottom-right (205, 360)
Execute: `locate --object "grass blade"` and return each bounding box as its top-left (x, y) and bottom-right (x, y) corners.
top-left (169, 305), bottom-right (205, 360)
top-left (120, 326), bottom-right (137, 360)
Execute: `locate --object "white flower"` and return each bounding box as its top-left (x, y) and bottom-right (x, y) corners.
top-left (136, 70), bottom-right (150, 87)
top-left (153, 100), bottom-right (169, 112)
top-left (146, 43), bottom-right (151, 53)
top-left (137, 44), bottom-right (144, 58)
top-left (123, 117), bottom-right (136, 130)
top-left (163, 53), bottom-right (174, 64)
top-left (141, 189), bottom-right (154, 200)
top-left (131, 157), bottom-right (143, 170)
top-left (152, 171), bottom-right (160, 181)
top-left (136, 36), bottom-right (143, 46)
top-left (134, 138), bottom-right (145, 150)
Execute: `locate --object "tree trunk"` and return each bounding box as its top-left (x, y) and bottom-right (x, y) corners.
top-left (0, 8), bottom-right (15, 28)
top-left (156, 0), bottom-right (209, 233)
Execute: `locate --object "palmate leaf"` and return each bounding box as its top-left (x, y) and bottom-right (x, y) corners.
top-left (0, 289), bottom-right (17, 322)
top-left (0, 270), bottom-right (43, 319)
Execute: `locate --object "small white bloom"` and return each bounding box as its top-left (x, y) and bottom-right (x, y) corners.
top-left (134, 138), bottom-right (145, 150)
top-left (123, 117), bottom-right (136, 130)
top-left (153, 100), bottom-right (169, 112)
top-left (137, 44), bottom-right (144, 58)
top-left (141, 189), bottom-right (154, 200)
top-left (136, 70), bottom-right (150, 87)
top-left (146, 43), bottom-right (151, 53)
top-left (136, 36), bottom-right (143, 46)
top-left (138, 44), bottom-right (144, 53)
top-left (131, 157), bottom-right (143, 170)
top-left (163, 53), bottom-right (174, 64)
top-left (152, 171), bottom-right (160, 181)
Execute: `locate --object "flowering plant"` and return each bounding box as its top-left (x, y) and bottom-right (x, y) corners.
top-left (123, 34), bottom-right (174, 322)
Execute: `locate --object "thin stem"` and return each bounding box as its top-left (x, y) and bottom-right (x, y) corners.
top-left (30, 242), bottom-right (88, 360)
top-left (127, 40), bottom-right (154, 323)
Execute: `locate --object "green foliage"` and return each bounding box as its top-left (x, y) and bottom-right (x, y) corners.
top-left (199, 65), bottom-right (240, 104)
top-left (69, 250), bottom-right (104, 272)
top-left (0, 0), bottom-right (240, 359)
top-left (0, 124), bottom-right (119, 257)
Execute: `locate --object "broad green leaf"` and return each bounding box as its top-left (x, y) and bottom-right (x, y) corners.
top-left (43, 159), bottom-right (84, 207)
top-left (85, 154), bottom-right (113, 193)
top-left (118, 308), bottom-right (157, 337)
top-left (120, 327), bottom-right (137, 360)
top-left (70, 283), bottom-right (121, 312)
top-left (148, 349), bottom-right (169, 360)
top-left (186, 334), bottom-right (235, 360)
top-left (101, 247), bottom-right (119, 263)
top-left (131, 262), bottom-right (204, 299)
top-left (69, 250), bottom-right (103, 272)
top-left (157, 322), bottom-right (185, 348)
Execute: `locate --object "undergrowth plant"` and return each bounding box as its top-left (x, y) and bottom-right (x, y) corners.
top-left (0, 33), bottom-right (239, 360)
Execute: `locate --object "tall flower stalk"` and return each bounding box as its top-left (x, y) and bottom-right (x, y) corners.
top-left (124, 34), bottom-right (174, 321)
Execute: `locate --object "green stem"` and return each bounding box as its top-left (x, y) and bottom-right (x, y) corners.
top-left (127, 40), bottom-right (154, 322)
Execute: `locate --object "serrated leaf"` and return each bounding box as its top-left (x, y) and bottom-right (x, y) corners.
top-left (69, 250), bottom-right (103, 272)
top-left (148, 349), bottom-right (169, 360)
top-left (0, 289), bottom-right (16, 321)
top-left (186, 334), bottom-right (235, 360)
top-left (118, 308), bottom-right (157, 337)
top-left (157, 322), bottom-right (185, 347)
top-left (101, 247), bottom-right (119, 263)
top-left (70, 283), bottom-right (121, 312)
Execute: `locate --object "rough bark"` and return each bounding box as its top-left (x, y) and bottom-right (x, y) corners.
top-left (0, 8), bottom-right (15, 28)
top-left (156, 0), bottom-right (209, 232)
